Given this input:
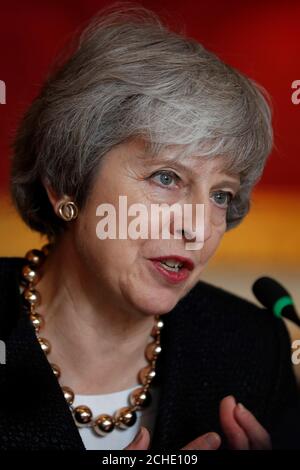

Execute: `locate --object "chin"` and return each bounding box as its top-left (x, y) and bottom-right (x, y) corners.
top-left (131, 287), bottom-right (182, 317)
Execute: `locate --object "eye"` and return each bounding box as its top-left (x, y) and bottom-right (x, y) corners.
top-left (211, 191), bottom-right (233, 208)
top-left (150, 170), bottom-right (180, 188)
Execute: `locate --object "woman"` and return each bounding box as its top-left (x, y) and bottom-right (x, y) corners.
top-left (0, 5), bottom-right (298, 450)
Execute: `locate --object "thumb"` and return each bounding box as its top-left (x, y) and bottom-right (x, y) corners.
top-left (124, 426), bottom-right (151, 450)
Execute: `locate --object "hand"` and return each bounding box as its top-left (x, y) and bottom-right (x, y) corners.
top-left (219, 395), bottom-right (272, 450)
top-left (124, 395), bottom-right (271, 450)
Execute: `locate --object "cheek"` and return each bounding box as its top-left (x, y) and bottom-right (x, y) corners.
top-left (76, 211), bottom-right (142, 274)
top-left (211, 206), bottom-right (228, 227)
top-left (200, 220), bottom-right (226, 265)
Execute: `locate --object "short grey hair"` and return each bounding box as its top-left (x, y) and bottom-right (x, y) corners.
top-left (10, 2), bottom-right (273, 239)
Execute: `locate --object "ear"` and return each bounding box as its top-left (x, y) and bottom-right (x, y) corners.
top-left (43, 179), bottom-right (61, 214)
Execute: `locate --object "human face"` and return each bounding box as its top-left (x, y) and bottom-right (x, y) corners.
top-left (72, 138), bottom-right (240, 317)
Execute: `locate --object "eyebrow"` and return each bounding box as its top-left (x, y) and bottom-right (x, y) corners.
top-left (211, 179), bottom-right (241, 192)
top-left (142, 154), bottom-right (241, 191)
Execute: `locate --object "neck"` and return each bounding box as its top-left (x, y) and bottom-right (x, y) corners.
top-left (34, 234), bottom-right (156, 394)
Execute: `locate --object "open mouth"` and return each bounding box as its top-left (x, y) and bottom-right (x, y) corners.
top-left (147, 255), bottom-right (194, 284)
top-left (157, 259), bottom-right (184, 272)
top-left (148, 256), bottom-right (194, 271)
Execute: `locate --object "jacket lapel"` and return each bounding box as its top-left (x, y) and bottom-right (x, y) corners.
top-left (150, 284), bottom-right (225, 450)
top-left (0, 258), bottom-right (85, 450)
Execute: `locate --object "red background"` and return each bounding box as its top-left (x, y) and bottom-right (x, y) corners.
top-left (0, 0), bottom-right (299, 193)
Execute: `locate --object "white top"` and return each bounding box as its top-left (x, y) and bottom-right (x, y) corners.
top-left (73, 384), bottom-right (160, 450)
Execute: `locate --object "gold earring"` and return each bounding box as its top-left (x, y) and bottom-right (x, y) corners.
top-left (57, 200), bottom-right (78, 221)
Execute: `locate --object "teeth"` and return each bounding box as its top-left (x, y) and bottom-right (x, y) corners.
top-left (160, 260), bottom-right (183, 272)
top-left (163, 259), bottom-right (183, 268)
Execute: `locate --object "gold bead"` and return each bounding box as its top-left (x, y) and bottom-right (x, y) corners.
top-left (151, 318), bottom-right (163, 337)
top-left (23, 288), bottom-right (41, 307)
top-left (51, 363), bottom-right (61, 378)
top-left (73, 405), bottom-right (93, 427)
top-left (38, 337), bottom-right (51, 354)
top-left (62, 386), bottom-right (74, 405)
top-left (145, 341), bottom-right (162, 361)
top-left (114, 407), bottom-right (137, 429)
top-left (93, 414), bottom-right (115, 436)
top-left (22, 265), bottom-right (39, 285)
top-left (129, 387), bottom-right (152, 410)
top-left (29, 313), bottom-right (44, 332)
top-left (138, 365), bottom-right (156, 385)
top-left (151, 325), bottom-right (161, 338)
top-left (25, 249), bottom-right (45, 267)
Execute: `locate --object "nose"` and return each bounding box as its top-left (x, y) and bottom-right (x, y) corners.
top-left (170, 198), bottom-right (212, 244)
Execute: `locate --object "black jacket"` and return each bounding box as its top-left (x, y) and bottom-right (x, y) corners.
top-left (0, 257), bottom-right (299, 450)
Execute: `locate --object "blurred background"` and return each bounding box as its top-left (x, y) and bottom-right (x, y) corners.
top-left (0, 0), bottom-right (299, 308)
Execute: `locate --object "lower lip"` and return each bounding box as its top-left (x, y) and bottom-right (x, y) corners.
top-left (148, 260), bottom-right (191, 284)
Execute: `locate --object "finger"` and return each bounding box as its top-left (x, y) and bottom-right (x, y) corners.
top-left (124, 426), bottom-right (151, 450)
top-left (181, 432), bottom-right (221, 450)
top-left (234, 403), bottom-right (272, 450)
top-left (219, 395), bottom-right (250, 450)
